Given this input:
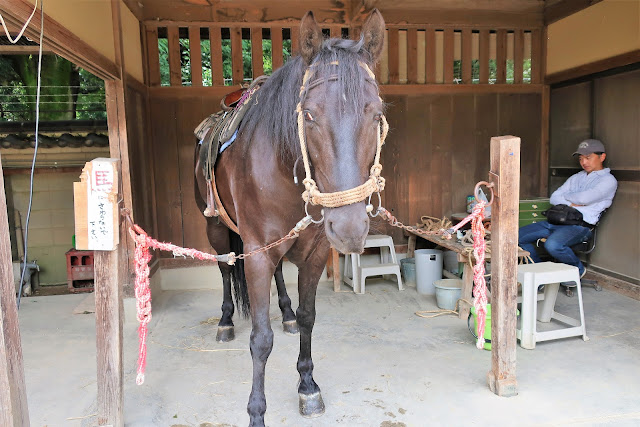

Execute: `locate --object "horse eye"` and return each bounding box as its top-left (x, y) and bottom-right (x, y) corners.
top-left (304, 111), bottom-right (314, 122)
top-left (374, 113), bottom-right (382, 122)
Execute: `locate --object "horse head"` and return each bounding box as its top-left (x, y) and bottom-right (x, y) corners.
top-left (298, 9), bottom-right (386, 254)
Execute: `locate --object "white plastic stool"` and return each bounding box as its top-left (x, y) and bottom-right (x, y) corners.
top-left (516, 262), bottom-right (588, 349)
top-left (343, 235), bottom-right (403, 294)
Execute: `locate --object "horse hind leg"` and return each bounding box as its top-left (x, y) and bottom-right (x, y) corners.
top-left (274, 260), bottom-right (299, 335)
top-left (216, 263), bottom-right (236, 342)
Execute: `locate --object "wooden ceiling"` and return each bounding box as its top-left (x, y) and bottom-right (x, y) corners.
top-left (122, 0), bottom-right (601, 27)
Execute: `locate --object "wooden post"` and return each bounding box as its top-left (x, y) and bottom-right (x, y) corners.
top-left (486, 136), bottom-right (520, 397)
top-left (94, 161), bottom-right (124, 426)
top-left (0, 155), bottom-right (30, 426)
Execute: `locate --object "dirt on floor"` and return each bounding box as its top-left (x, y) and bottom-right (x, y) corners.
top-left (30, 284), bottom-right (94, 297)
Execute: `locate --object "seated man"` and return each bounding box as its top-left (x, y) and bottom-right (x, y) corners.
top-left (518, 139), bottom-right (617, 277)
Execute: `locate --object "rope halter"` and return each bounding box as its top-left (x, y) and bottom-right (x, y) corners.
top-left (295, 60), bottom-right (388, 210)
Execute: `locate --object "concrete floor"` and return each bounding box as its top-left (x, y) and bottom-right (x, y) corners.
top-left (18, 274), bottom-right (640, 427)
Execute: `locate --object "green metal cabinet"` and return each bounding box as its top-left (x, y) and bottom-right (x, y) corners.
top-left (519, 198), bottom-right (551, 228)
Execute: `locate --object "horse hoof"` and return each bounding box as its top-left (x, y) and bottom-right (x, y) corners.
top-left (282, 320), bottom-right (299, 335)
top-left (216, 326), bottom-right (235, 342)
top-left (299, 391), bottom-right (325, 418)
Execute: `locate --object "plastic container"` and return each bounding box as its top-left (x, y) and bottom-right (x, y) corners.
top-left (400, 257), bottom-right (416, 286)
top-left (433, 279), bottom-right (463, 310)
top-left (443, 250), bottom-right (459, 275)
top-left (470, 304), bottom-right (493, 350)
top-left (414, 249), bottom-right (442, 295)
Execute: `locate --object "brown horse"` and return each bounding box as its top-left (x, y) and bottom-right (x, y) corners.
top-left (194, 9), bottom-right (386, 426)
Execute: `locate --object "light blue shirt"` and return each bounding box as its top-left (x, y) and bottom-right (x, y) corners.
top-left (550, 168), bottom-right (617, 225)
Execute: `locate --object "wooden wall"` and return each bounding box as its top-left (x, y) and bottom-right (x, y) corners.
top-left (378, 92), bottom-right (542, 242)
top-left (147, 88), bottom-right (543, 250)
top-left (549, 67), bottom-right (640, 283)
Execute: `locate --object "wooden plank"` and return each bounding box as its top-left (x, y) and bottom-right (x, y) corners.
top-left (443, 28), bottom-right (454, 83)
top-left (461, 28), bottom-right (472, 84)
top-left (407, 28), bottom-right (418, 84)
top-left (290, 26), bottom-right (299, 55)
top-left (530, 29), bottom-right (542, 84)
top-left (496, 29), bottom-right (507, 84)
top-left (95, 246), bottom-right (124, 426)
top-left (479, 29), bottom-right (490, 84)
top-left (544, 0), bottom-right (604, 25)
top-left (547, 49), bottom-right (640, 85)
top-left (486, 135), bottom-right (520, 398)
top-left (387, 28), bottom-right (400, 84)
top-left (209, 27), bottom-right (224, 86)
top-left (430, 95), bottom-right (453, 218)
top-left (330, 26), bottom-right (341, 39)
top-left (459, 262), bottom-right (474, 320)
top-left (425, 28), bottom-right (436, 84)
top-left (167, 26), bottom-right (182, 86)
top-left (271, 26), bottom-right (284, 71)
top-left (540, 85), bottom-right (550, 195)
top-left (513, 29), bottom-right (524, 84)
top-left (231, 27), bottom-right (244, 85)
top-left (406, 96), bottom-right (431, 227)
top-left (0, 154), bottom-right (30, 426)
top-left (251, 28), bottom-right (264, 78)
top-left (144, 26), bottom-right (161, 87)
top-left (189, 26), bottom-right (203, 87)
top-left (451, 95), bottom-right (476, 214)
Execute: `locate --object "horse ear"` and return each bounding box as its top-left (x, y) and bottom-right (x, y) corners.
top-left (361, 9), bottom-right (386, 64)
top-left (300, 11), bottom-right (323, 65)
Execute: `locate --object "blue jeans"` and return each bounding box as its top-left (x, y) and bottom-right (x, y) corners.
top-left (518, 221), bottom-right (592, 275)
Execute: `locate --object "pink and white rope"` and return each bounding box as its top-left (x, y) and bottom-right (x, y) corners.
top-left (450, 201), bottom-right (489, 349)
top-left (129, 224), bottom-right (224, 384)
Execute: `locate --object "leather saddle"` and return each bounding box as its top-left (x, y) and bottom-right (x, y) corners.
top-left (194, 76), bottom-right (268, 232)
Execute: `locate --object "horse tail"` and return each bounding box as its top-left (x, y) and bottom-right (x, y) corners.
top-left (229, 230), bottom-right (251, 318)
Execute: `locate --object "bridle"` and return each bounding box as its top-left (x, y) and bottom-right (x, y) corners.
top-left (295, 60), bottom-right (388, 222)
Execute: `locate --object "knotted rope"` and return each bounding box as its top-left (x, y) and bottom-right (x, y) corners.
top-left (295, 61), bottom-right (387, 208)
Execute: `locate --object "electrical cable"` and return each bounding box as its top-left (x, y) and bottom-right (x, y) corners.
top-left (15, 0), bottom-right (44, 308)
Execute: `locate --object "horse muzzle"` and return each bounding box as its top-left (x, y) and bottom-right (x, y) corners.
top-left (323, 203), bottom-right (370, 254)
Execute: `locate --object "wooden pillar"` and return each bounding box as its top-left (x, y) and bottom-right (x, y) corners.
top-left (0, 155), bottom-right (30, 426)
top-left (486, 136), bottom-right (520, 397)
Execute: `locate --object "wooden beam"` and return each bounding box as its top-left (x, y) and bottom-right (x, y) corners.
top-left (544, 0), bottom-right (603, 25)
top-left (387, 28), bottom-right (399, 84)
top-left (251, 27), bottom-right (264, 79)
top-left (443, 28), bottom-right (454, 83)
top-left (461, 28), bottom-right (472, 84)
top-left (513, 29), bottom-right (524, 84)
top-left (95, 241), bottom-right (124, 426)
top-left (377, 10), bottom-right (543, 28)
top-left (546, 49), bottom-right (640, 85)
top-left (407, 28), bottom-right (418, 84)
top-left (167, 26), bottom-right (182, 86)
top-left (271, 26), bottom-right (284, 71)
top-left (540, 85), bottom-right (550, 195)
top-left (231, 27), bottom-right (244, 85)
top-left (486, 135), bottom-right (520, 398)
top-left (530, 29), bottom-right (542, 84)
top-left (0, 44), bottom-right (52, 54)
top-left (189, 26), bottom-right (203, 87)
top-left (479, 29), bottom-right (489, 84)
top-left (425, 28), bottom-right (436, 84)
top-left (496, 29), bottom-right (507, 84)
top-left (380, 84), bottom-right (544, 95)
top-left (209, 27), bottom-right (224, 86)
top-left (0, 0), bottom-right (119, 80)
top-left (0, 154), bottom-right (30, 427)
top-left (145, 26), bottom-right (161, 87)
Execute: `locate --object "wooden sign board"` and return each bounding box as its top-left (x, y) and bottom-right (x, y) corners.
top-left (74, 158), bottom-right (120, 251)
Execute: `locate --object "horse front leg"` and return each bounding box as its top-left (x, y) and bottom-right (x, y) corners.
top-left (244, 254), bottom-right (277, 427)
top-left (274, 260), bottom-right (299, 335)
top-left (296, 256), bottom-right (328, 418)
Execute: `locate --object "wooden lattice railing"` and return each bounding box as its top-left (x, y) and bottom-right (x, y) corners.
top-left (144, 23), bottom-right (543, 87)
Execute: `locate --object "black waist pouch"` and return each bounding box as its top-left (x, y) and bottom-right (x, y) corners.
top-left (543, 204), bottom-right (585, 226)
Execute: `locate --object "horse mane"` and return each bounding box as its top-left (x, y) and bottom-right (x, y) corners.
top-left (239, 36), bottom-right (375, 161)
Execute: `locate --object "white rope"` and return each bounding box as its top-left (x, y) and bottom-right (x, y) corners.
top-left (0, 0), bottom-right (39, 43)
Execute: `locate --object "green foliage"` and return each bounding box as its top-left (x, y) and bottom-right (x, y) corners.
top-left (158, 35), bottom-right (294, 86)
top-left (0, 54), bottom-right (105, 121)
